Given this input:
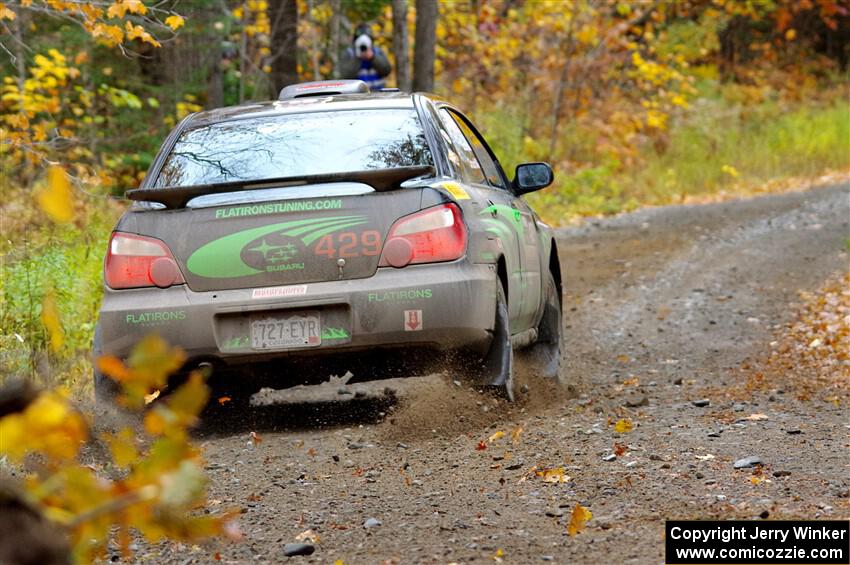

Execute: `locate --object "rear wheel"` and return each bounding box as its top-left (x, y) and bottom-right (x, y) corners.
top-left (480, 278), bottom-right (515, 401)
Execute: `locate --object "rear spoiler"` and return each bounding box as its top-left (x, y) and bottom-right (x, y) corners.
top-left (126, 165), bottom-right (435, 209)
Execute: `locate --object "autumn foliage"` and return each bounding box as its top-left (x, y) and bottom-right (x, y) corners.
top-left (744, 273), bottom-right (850, 403)
top-left (0, 335), bottom-right (239, 562)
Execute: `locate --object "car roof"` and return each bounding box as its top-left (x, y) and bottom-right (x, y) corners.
top-left (184, 92), bottom-right (422, 130)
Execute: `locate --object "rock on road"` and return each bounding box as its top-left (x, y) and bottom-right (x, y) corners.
top-left (148, 183), bottom-right (849, 564)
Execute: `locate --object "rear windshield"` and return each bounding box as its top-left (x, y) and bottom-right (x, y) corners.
top-left (153, 109), bottom-right (433, 188)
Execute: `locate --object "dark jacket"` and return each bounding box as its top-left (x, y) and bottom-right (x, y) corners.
top-left (340, 45), bottom-right (391, 89)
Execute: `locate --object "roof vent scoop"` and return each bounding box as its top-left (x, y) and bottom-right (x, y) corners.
top-left (278, 80), bottom-right (370, 100)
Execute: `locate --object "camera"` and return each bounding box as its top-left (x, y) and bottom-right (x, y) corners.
top-left (354, 34), bottom-right (372, 55)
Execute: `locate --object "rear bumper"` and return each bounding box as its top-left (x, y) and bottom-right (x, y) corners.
top-left (98, 261), bottom-right (498, 364)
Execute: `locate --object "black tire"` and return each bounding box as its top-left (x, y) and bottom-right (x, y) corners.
top-left (92, 324), bottom-right (120, 405)
top-left (529, 270), bottom-right (564, 383)
top-left (480, 278), bottom-right (515, 401)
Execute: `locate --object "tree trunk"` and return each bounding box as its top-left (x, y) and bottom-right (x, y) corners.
top-left (392, 0), bottom-right (411, 90)
top-left (328, 0), bottom-right (342, 78)
top-left (270, 0), bottom-right (299, 95)
top-left (412, 0), bottom-right (437, 92)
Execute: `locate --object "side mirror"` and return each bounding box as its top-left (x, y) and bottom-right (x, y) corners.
top-left (513, 162), bottom-right (554, 194)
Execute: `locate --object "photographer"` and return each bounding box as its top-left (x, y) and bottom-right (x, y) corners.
top-left (340, 23), bottom-right (391, 90)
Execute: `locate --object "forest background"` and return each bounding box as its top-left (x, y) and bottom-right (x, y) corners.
top-left (0, 1), bottom-right (847, 560)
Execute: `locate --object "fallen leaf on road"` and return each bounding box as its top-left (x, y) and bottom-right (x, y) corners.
top-left (614, 419), bottom-right (633, 433)
top-left (489, 430), bottom-right (505, 443)
top-left (307, 448), bottom-right (316, 457)
top-left (493, 548), bottom-right (504, 562)
top-left (695, 454), bottom-right (715, 461)
top-left (250, 431), bottom-right (262, 445)
top-left (616, 354), bottom-right (630, 363)
top-left (295, 529), bottom-right (320, 543)
top-left (622, 376), bottom-right (639, 386)
top-left (567, 503), bottom-right (593, 536)
top-left (476, 440), bottom-right (487, 451)
top-left (511, 426), bottom-right (523, 443)
top-left (744, 413), bottom-right (768, 421)
top-left (536, 467), bottom-right (570, 483)
top-left (613, 443), bottom-right (627, 457)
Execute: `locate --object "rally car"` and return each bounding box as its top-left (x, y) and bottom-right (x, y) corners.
top-left (94, 80), bottom-right (564, 403)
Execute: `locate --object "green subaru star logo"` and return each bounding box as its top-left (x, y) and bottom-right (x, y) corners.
top-left (248, 239), bottom-right (299, 263)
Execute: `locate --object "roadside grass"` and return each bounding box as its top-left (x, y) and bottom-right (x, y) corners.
top-left (0, 187), bottom-right (119, 393)
top-left (480, 96), bottom-right (850, 225)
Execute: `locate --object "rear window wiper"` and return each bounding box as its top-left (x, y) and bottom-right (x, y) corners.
top-left (126, 165), bottom-right (435, 209)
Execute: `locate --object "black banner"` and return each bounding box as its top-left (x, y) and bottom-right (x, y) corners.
top-left (666, 520), bottom-right (849, 564)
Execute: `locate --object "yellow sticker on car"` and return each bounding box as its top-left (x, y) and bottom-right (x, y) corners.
top-left (442, 181), bottom-right (470, 200)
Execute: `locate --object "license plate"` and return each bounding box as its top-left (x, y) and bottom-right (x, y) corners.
top-left (250, 311), bottom-right (321, 350)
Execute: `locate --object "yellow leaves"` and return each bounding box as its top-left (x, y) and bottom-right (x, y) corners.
top-left (41, 290), bottom-right (64, 352)
top-left (721, 164), bottom-right (740, 178)
top-left (4, 112), bottom-right (28, 129)
top-left (92, 22), bottom-right (124, 46)
top-left (576, 25), bottom-right (598, 46)
top-left (105, 427), bottom-right (140, 467)
top-left (0, 391), bottom-right (87, 463)
top-left (535, 467), bottom-right (570, 483)
top-left (164, 14), bottom-right (185, 31)
top-left (785, 28), bottom-right (796, 41)
top-left (107, 0), bottom-right (147, 19)
top-left (125, 21), bottom-right (161, 47)
top-left (614, 418), bottom-right (633, 433)
top-left (0, 2), bottom-right (15, 20)
top-left (488, 430), bottom-right (505, 443)
top-left (36, 165), bottom-right (75, 223)
top-left (671, 94), bottom-right (688, 108)
top-left (176, 100), bottom-right (203, 119)
top-left (99, 334), bottom-right (186, 409)
top-left (159, 372), bottom-right (209, 428)
top-left (511, 425), bottom-right (523, 444)
top-left (2, 337), bottom-right (227, 561)
top-left (567, 503), bottom-right (593, 536)
top-left (645, 109), bottom-right (667, 130)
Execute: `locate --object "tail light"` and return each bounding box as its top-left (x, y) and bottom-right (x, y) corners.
top-left (105, 232), bottom-right (184, 289)
top-left (379, 203), bottom-right (467, 268)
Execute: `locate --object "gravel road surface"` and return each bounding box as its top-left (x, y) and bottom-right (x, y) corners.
top-left (143, 183), bottom-right (849, 564)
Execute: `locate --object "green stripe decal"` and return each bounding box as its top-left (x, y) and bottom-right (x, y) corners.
top-left (186, 215), bottom-right (366, 278)
top-left (300, 219), bottom-right (368, 244)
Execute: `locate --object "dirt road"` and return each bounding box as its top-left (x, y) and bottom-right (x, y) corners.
top-left (148, 183), bottom-right (849, 564)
